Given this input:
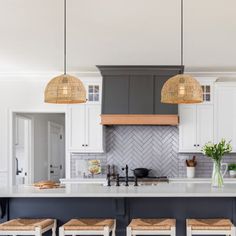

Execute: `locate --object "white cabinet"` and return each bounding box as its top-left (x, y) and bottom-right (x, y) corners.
top-left (68, 80), bottom-right (104, 153)
top-left (215, 83), bottom-right (236, 151)
top-left (179, 104), bottom-right (213, 152)
top-left (179, 105), bottom-right (197, 152)
top-left (179, 78), bottom-right (215, 152)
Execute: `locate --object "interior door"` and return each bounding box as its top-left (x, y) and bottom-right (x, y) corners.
top-left (48, 122), bottom-right (64, 182)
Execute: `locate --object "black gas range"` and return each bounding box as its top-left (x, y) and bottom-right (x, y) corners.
top-left (109, 176), bottom-right (169, 186)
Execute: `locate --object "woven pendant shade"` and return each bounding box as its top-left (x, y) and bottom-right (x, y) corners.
top-left (161, 74), bottom-right (203, 104)
top-left (44, 74), bottom-right (86, 104)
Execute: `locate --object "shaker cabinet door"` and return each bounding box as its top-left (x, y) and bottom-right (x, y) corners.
top-left (179, 105), bottom-right (197, 152)
top-left (69, 105), bottom-right (86, 151)
top-left (196, 104), bottom-right (214, 150)
top-left (68, 104), bottom-right (104, 153)
top-left (215, 85), bottom-right (236, 151)
top-left (85, 105), bottom-right (104, 152)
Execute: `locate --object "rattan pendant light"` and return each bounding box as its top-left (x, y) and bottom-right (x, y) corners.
top-left (44, 0), bottom-right (86, 104)
top-left (161, 0), bottom-right (203, 104)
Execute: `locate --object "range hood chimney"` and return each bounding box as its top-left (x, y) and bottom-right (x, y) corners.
top-left (98, 66), bottom-right (184, 126)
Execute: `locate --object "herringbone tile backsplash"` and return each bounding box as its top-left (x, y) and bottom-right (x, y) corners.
top-left (106, 126), bottom-right (179, 177)
top-left (71, 126), bottom-right (236, 178)
top-left (71, 126), bottom-right (179, 177)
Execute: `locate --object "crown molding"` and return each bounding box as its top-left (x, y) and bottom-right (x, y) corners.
top-left (0, 71), bottom-right (102, 81)
top-left (1, 69), bottom-right (236, 82)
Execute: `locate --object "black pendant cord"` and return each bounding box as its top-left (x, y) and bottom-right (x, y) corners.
top-left (181, 0), bottom-right (184, 66)
top-left (64, 0), bottom-right (67, 75)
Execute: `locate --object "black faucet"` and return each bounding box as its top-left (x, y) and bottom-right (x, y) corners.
top-left (107, 173), bottom-right (111, 187)
top-left (107, 165), bottom-right (111, 186)
top-left (122, 165), bottom-right (129, 186)
top-left (134, 175), bottom-right (138, 186)
top-left (116, 174), bottom-right (120, 186)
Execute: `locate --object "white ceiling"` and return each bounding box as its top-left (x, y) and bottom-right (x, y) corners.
top-left (0, 0), bottom-right (181, 73)
top-left (1, 0), bottom-right (236, 74)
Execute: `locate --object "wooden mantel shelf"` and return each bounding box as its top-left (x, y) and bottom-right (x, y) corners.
top-left (101, 114), bottom-right (179, 126)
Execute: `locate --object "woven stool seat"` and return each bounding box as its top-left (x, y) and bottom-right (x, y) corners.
top-left (0, 218), bottom-right (54, 231)
top-left (63, 219), bottom-right (115, 230)
top-left (128, 218), bottom-right (176, 230)
top-left (187, 219), bottom-right (233, 230)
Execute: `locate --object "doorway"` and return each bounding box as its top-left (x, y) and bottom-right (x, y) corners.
top-left (48, 121), bottom-right (65, 182)
top-left (12, 112), bottom-right (65, 185)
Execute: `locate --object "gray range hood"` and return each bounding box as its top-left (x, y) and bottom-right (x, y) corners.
top-left (97, 66), bottom-right (184, 125)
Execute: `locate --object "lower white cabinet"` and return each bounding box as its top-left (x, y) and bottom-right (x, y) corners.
top-left (215, 83), bottom-right (236, 151)
top-left (179, 104), bottom-right (214, 152)
top-left (68, 104), bottom-right (104, 153)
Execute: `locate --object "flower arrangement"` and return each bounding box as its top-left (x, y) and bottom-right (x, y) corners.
top-left (202, 139), bottom-right (232, 161)
top-left (202, 139), bottom-right (232, 187)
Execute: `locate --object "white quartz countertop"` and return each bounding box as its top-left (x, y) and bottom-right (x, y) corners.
top-left (1, 179), bottom-right (236, 197)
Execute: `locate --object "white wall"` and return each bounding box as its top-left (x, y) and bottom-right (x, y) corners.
top-left (0, 76), bottom-right (68, 186)
top-left (0, 74), bottom-right (101, 186)
top-left (184, 0), bottom-right (236, 71)
top-left (0, 0), bottom-right (181, 73)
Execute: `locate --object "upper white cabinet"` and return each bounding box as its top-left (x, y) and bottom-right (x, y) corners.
top-left (215, 82), bottom-right (236, 151)
top-left (179, 78), bottom-right (215, 152)
top-left (179, 104), bottom-right (213, 152)
top-left (68, 79), bottom-right (104, 153)
top-left (184, 0), bottom-right (236, 69)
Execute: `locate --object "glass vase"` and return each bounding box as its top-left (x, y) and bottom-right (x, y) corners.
top-left (211, 160), bottom-right (224, 188)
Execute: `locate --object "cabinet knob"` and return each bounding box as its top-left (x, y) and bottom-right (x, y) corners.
top-left (197, 144), bottom-right (200, 147)
top-left (194, 144), bottom-right (196, 147)
top-left (82, 144), bottom-right (84, 147)
top-left (85, 144), bottom-right (88, 147)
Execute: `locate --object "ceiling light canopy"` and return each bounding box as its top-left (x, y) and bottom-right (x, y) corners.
top-left (44, 0), bottom-right (86, 104)
top-left (161, 74), bottom-right (203, 104)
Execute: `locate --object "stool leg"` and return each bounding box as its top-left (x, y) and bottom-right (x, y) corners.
top-left (171, 226), bottom-right (176, 236)
top-left (59, 226), bottom-right (65, 236)
top-left (127, 226), bottom-right (132, 236)
top-left (104, 226), bottom-right (110, 236)
top-left (230, 226), bottom-right (235, 236)
top-left (52, 220), bottom-right (57, 236)
top-left (35, 227), bottom-right (42, 236)
top-left (112, 219), bottom-right (116, 236)
top-left (187, 226), bottom-right (192, 236)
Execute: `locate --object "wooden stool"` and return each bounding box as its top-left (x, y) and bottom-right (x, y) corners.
top-left (59, 218), bottom-right (116, 236)
top-left (127, 218), bottom-right (176, 236)
top-left (0, 218), bottom-right (56, 236)
top-left (186, 218), bottom-right (235, 236)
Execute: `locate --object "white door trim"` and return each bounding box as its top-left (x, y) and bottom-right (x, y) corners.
top-left (9, 109), bottom-right (67, 186)
top-left (48, 121), bottom-right (65, 181)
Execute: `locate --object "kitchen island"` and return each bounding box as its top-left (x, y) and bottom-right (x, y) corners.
top-left (1, 180), bottom-right (236, 236)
